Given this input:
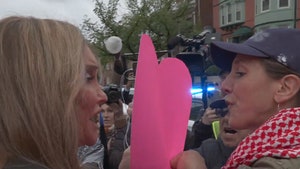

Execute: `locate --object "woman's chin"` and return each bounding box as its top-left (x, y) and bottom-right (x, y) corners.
top-left (85, 140), bottom-right (97, 146)
top-left (79, 134), bottom-right (98, 146)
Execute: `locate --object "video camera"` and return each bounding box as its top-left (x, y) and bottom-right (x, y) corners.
top-left (167, 25), bottom-right (218, 52)
top-left (168, 26), bottom-right (221, 109)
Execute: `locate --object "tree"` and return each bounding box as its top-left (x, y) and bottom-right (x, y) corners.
top-left (81, 0), bottom-right (202, 64)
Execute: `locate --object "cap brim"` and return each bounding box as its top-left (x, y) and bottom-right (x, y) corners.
top-left (210, 41), bottom-right (268, 71)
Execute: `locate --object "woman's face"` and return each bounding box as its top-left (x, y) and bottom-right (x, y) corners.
top-left (221, 55), bottom-right (279, 130)
top-left (77, 46), bottom-right (107, 146)
top-left (101, 103), bottom-right (115, 128)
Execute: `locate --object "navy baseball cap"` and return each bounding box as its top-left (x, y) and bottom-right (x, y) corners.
top-left (210, 28), bottom-right (300, 74)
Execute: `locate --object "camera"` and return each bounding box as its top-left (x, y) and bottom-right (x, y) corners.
top-left (103, 84), bottom-right (121, 104)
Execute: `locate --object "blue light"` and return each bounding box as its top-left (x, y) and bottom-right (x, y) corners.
top-left (190, 87), bottom-right (216, 94)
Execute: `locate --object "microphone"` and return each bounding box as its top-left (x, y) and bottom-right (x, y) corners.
top-left (104, 36), bottom-right (122, 54)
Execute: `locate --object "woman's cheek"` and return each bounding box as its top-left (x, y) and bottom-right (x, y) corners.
top-left (77, 89), bottom-right (93, 110)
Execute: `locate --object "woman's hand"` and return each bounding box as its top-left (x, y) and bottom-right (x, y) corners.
top-left (201, 107), bottom-right (220, 125)
top-left (170, 150), bottom-right (207, 169)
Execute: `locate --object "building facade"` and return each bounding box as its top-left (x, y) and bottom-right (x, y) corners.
top-left (212, 0), bottom-right (300, 42)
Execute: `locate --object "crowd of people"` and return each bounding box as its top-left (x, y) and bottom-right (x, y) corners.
top-left (1, 15), bottom-right (300, 169)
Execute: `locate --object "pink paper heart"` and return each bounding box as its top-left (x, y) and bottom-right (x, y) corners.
top-left (131, 34), bottom-right (192, 169)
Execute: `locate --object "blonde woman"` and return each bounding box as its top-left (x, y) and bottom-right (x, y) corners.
top-left (0, 16), bottom-right (107, 169)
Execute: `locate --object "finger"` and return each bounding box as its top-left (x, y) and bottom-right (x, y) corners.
top-left (207, 113), bottom-right (218, 119)
top-left (206, 110), bottom-right (216, 117)
top-left (170, 152), bottom-right (183, 169)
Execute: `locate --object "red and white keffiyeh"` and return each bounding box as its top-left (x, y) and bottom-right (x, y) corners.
top-left (222, 107), bottom-right (300, 169)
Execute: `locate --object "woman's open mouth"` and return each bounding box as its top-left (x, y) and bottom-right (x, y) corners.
top-left (90, 114), bottom-right (99, 124)
top-left (224, 127), bottom-right (237, 134)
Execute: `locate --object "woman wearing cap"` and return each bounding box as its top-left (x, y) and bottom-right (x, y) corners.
top-left (171, 28), bottom-right (300, 169)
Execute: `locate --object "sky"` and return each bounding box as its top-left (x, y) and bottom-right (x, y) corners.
top-left (0, 0), bottom-right (127, 26)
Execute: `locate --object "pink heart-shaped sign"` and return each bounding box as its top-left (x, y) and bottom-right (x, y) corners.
top-left (131, 34), bottom-right (192, 168)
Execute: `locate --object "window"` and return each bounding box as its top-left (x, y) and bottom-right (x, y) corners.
top-left (221, 5), bottom-right (225, 25)
top-left (261, 0), bottom-right (270, 12)
top-left (236, 3), bottom-right (241, 21)
top-left (227, 4), bottom-right (232, 23)
top-left (279, 0), bottom-right (289, 8)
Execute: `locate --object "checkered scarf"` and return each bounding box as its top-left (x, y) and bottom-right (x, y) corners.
top-left (222, 107), bottom-right (300, 169)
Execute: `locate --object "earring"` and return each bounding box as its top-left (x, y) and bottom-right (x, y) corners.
top-left (277, 103), bottom-right (281, 112)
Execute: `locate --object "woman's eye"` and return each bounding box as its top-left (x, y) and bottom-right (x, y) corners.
top-left (85, 73), bottom-right (94, 81)
top-left (235, 72), bottom-right (245, 77)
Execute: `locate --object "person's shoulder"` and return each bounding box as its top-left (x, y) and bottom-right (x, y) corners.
top-left (238, 157), bottom-right (300, 169)
top-left (201, 138), bottom-right (218, 146)
top-left (194, 138), bottom-right (218, 153)
top-left (4, 157), bottom-right (49, 169)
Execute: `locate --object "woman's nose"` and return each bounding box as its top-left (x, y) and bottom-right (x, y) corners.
top-left (220, 75), bottom-right (232, 95)
top-left (97, 85), bottom-right (108, 103)
top-left (102, 112), bottom-right (107, 117)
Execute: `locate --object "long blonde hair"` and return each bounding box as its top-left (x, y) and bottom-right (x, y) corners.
top-left (0, 16), bottom-right (84, 169)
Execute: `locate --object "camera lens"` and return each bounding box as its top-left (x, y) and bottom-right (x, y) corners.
top-left (103, 84), bottom-right (121, 104)
top-left (107, 90), bottom-right (121, 103)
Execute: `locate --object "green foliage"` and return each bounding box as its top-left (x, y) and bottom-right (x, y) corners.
top-left (81, 0), bottom-right (202, 64)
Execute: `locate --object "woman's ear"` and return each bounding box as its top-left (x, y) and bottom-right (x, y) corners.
top-left (274, 74), bottom-right (300, 103)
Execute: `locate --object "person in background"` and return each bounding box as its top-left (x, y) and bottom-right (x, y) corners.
top-left (106, 101), bottom-right (130, 169)
top-left (0, 16), bottom-right (107, 169)
top-left (171, 28), bottom-right (300, 168)
top-left (122, 71), bottom-right (135, 105)
top-left (102, 84), bottom-right (130, 169)
top-left (191, 70), bottom-right (228, 149)
top-left (101, 84), bottom-right (131, 169)
top-left (194, 113), bottom-right (252, 169)
top-left (101, 103), bottom-right (116, 141)
top-left (117, 101), bottom-right (133, 169)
